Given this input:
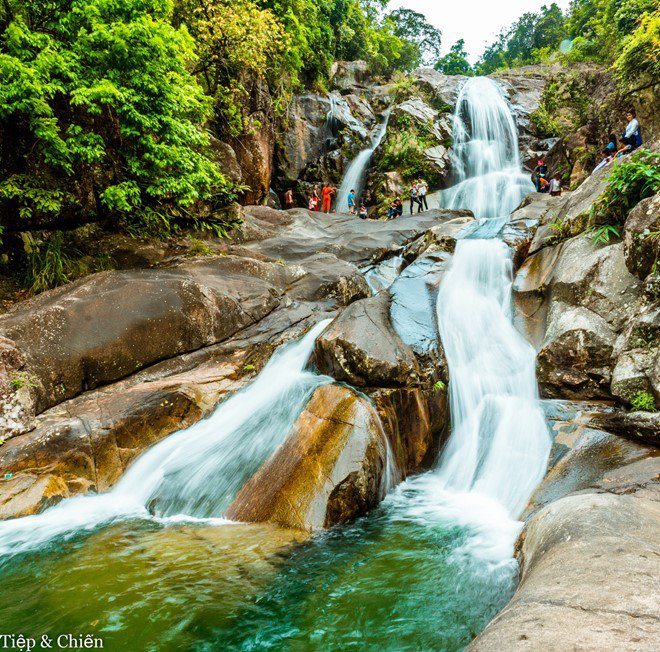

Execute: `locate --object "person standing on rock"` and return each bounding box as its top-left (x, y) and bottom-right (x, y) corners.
top-left (347, 189), bottom-right (356, 215)
top-left (312, 184), bottom-right (320, 210)
top-left (321, 184), bottom-right (335, 213)
top-left (284, 188), bottom-right (294, 209)
top-left (409, 182), bottom-right (422, 214)
top-left (417, 179), bottom-right (429, 210)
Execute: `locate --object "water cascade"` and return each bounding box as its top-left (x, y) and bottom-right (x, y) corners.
top-left (0, 77), bottom-right (553, 649)
top-left (442, 77), bottom-right (532, 235)
top-left (335, 109), bottom-right (391, 212)
top-left (0, 320), bottom-right (332, 557)
top-left (432, 77), bottom-right (550, 539)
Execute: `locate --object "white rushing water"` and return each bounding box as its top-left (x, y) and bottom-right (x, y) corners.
top-left (426, 77), bottom-right (550, 561)
top-left (335, 110), bottom-right (391, 213)
top-left (0, 320), bottom-right (332, 557)
top-left (442, 77), bottom-right (532, 235)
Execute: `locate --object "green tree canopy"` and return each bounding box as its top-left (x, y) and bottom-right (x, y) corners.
top-left (435, 39), bottom-right (474, 76)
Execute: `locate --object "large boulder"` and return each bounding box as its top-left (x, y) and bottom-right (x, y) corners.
top-left (548, 237), bottom-right (642, 332)
top-left (315, 292), bottom-right (422, 387)
top-left (331, 60), bottom-right (370, 91)
top-left (0, 337), bottom-right (36, 438)
top-left (226, 384), bottom-right (389, 530)
top-left (537, 303), bottom-right (616, 399)
top-left (470, 493), bottom-right (660, 651)
top-left (0, 258), bottom-right (283, 412)
top-left (227, 77), bottom-right (274, 204)
top-left (0, 357), bottom-right (247, 519)
top-left (412, 68), bottom-right (466, 108)
top-left (473, 395), bottom-right (660, 650)
top-left (287, 253), bottom-right (370, 305)
top-left (624, 194), bottom-right (660, 280)
top-left (521, 234), bottom-right (645, 401)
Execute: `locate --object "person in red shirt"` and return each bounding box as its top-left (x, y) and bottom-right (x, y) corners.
top-left (321, 184), bottom-right (335, 213)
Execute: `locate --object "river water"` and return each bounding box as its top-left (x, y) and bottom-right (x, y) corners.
top-left (0, 78), bottom-right (549, 650)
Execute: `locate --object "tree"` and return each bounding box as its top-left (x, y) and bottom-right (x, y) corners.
top-left (386, 8), bottom-right (442, 67)
top-left (435, 40), bottom-right (474, 76)
top-left (0, 0), bottom-right (229, 237)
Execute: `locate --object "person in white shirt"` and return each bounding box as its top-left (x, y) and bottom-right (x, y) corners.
top-left (549, 174), bottom-right (562, 197)
top-left (417, 179), bottom-right (429, 210)
top-left (622, 110), bottom-right (640, 149)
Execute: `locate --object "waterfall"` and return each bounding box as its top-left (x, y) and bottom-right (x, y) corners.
top-left (431, 77), bottom-right (550, 551)
top-left (442, 77), bottom-right (532, 234)
top-left (324, 94), bottom-right (339, 148)
top-left (0, 320), bottom-right (332, 558)
top-left (335, 109), bottom-right (391, 213)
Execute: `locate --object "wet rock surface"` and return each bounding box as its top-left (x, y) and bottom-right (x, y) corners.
top-left (471, 398), bottom-right (660, 650)
top-left (226, 384), bottom-right (389, 530)
top-left (0, 205), bottom-right (461, 521)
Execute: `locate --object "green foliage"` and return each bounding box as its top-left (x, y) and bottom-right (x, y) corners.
top-left (23, 231), bottom-right (77, 294)
top-left (477, 3), bottom-right (566, 73)
top-left (547, 219), bottom-right (574, 244)
top-left (590, 223), bottom-right (621, 244)
top-left (185, 237), bottom-right (215, 257)
top-left (630, 390), bottom-right (657, 412)
top-left (386, 8), bottom-right (442, 67)
top-left (376, 116), bottom-right (441, 184)
top-left (20, 229), bottom-right (115, 293)
top-left (435, 40), bottom-right (474, 76)
top-left (477, 0), bottom-right (657, 75)
top-left (590, 149), bottom-right (660, 226)
top-left (8, 371), bottom-right (37, 392)
top-left (432, 380), bottom-right (446, 392)
top-left (614, 9), bottom-right (660, 90)
top-left (0, 0), bottom-right (234, 237)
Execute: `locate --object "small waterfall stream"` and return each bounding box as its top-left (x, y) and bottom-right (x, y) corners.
top-left (335, 109), bottom-right (391, 212)
top-left (0, 320), bottom-right (332, 557)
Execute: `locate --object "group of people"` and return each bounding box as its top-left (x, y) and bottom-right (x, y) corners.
top-left (531, 161), bottom-right (563, 196)
top-left (346, 189), bottom-right (369, 218)
top-left (594, 110), bottom-right (643, 172)
top-left (409, 179), bottom-right (429, 213)
top-left (299, 183), bottom-right (337, 213)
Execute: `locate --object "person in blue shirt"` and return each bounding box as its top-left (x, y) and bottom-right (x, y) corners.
top-left (347, 189), bottom-right (356, 215)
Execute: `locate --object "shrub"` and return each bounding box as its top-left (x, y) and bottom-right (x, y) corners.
top-left (630, 390), bottom-right (657, 412)
top-left (590, 149), bottom-right (660, 226)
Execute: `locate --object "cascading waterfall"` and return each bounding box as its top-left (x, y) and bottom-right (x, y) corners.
top-left (442, 77), bottom-right (532, 236)
top-left (0, 320), bottom-right (332, 557)
top-left (335, 109), bottom-right (391, 212)
top-left (431, 77), bottom-right (550, 550)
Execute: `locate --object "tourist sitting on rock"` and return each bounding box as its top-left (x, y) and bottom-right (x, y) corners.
top-left (347, 189), bottom-right (356, 215)
top-left (409, 182), bottom-right (422, 214)
top-left (417, 179), bottom-right (429, 210)
top-left (358, 203), bottom-right (368, 219)
top-left (549, 173), bottom-right (563, 197)
top-left (388, 198), bottom-right (403, 220)
top-left (537, 175), bottom-right (550, 193)
top-left (593, 133), bottom-right (618, 172)
top-left (532, 159), bottom-right (548, 192)
top-left (615, 136), bottom-right (633, 158)
top-left (621, 110), bottom-right (642, 152)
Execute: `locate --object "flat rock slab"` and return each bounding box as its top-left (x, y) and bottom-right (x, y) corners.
top-left (470, 492), bottom-right (660, 651)
top-left (241, 206), bottom-right (467, 264)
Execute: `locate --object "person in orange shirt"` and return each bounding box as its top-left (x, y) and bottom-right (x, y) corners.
top-left (321, 184), bottom-right (335, 213)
